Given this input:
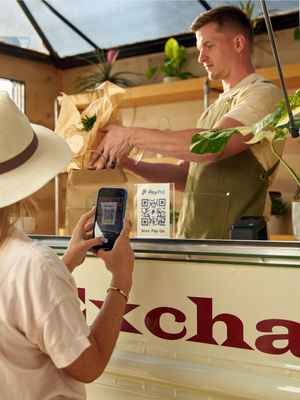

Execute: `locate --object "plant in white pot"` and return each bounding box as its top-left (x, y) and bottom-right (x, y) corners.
top-left (190, 89), bottom-right (300, 239)
top-left (146, 37), bottom-right (194, 82)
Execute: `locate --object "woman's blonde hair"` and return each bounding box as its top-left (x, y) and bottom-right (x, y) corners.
top-left (0, 198), bottom-right (37, 246)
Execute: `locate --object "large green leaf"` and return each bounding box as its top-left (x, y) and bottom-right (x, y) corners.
top-left (189, 88), bottom-right (300, 187)
top-left (190, 128), bottom-right (241, 154)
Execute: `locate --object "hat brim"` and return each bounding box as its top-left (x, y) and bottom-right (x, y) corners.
top-left (0, 123), bottom-right (72, 208)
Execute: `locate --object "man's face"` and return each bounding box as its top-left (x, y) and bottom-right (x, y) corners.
top-left (196, 22), bottom-right (236, 81)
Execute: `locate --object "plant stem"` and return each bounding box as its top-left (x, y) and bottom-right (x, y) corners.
top-left (271, 140), bottom-right (300, 186)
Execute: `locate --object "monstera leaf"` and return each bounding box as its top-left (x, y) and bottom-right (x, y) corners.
top-left (191, 128), bottom-right (243, 154)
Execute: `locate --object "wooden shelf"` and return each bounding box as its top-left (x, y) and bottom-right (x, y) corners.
top-left (66, 63), bottom-right (300, 110)
top-left (120, 78), bottom-right (208, 108)
top-left (269, 234), bottom-right (296, 241)
top-left (258, 64), bottom-right (300, 90)
top-left (120, 63), bottom-right (300, 108)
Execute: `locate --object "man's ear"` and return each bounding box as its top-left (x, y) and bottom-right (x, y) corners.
top-left (233, 34), bottom-right (246, 53)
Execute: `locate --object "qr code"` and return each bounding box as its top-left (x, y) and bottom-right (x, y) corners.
top-left (141, 198), bottom-right (166, 226)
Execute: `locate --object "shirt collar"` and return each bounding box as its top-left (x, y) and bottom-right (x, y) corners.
top-left (220, 73), bottom-right (260, 98)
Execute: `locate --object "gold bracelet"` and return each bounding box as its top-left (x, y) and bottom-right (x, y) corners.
top-left (107, 286), bottom-right (128, 302)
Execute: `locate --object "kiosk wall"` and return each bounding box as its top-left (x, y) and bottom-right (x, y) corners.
top-left (34, 236), bottom-right (300, 400)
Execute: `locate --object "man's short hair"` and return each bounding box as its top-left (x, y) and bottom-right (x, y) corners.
top-left (190, 6), bottom-right (253, 46)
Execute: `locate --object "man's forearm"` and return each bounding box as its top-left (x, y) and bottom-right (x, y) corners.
top-left (129, 128), bottom-right (202, 161)
top-left (127, 116), bottom-right (250, 164)
top-left (123, 158), bottom-right (188, 191)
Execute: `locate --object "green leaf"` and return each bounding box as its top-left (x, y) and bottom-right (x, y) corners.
top-left (81, 115), bottom-right (97, 131)
top-left (190, 128), bottom-right (240, 154)
top-left (177, 71), bottom-right (192, 79)
top-left (165, 38), bottom-right (179, 60)
top-left (162, 61), bottom-right (176, 77)
top-left (148, 37), bottom-right (193, 79)
top-left (246, 129), bottom-right (267, 144)
top-left (252, 106), bottom-right (283, 134)
top-left (145, 66), bottom-right (157, 80)
top-left (177, 46), bottom-right (187, 68)
top-left (294, 26), bottom-right (300, 40)
top-left (273, 128), bottom-right (288, 141)
top-left (293, 116), bottom-right (300, 128)
top-left (251, 91), bottom-right (300, 133)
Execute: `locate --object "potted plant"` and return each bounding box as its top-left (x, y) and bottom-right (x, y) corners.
top-left (190, 89), bottom-right (300, 238)
top-left (146, 37), bottom-right (194, 82)
top-left (239, 0), bottom-right (300, 42)
top-left (73, 48), bottom-right (143, 93)
top-left (268, 191), bottom-right (291, 235)
top-left (269, 191), bottom-right (288, 216)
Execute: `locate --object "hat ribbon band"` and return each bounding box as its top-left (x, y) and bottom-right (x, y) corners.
top-left (0, 132), bottom-right (38, 175)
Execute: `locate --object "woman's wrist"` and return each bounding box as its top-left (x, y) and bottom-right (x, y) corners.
top-left (62, 251), bottom-right (75, 272)
top-left (110, 277), bottom-right (132, 296)
top-left (106, 286), bottom-right (128, 302)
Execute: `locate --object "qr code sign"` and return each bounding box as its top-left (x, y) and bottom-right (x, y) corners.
top-left (141, 198), bottom-right (166, 226)
top-left (137, 183), bottom-right (171, 238)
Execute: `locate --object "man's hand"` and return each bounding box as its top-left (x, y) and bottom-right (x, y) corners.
top-left (89, 124), bottom-right (133, 170)
top-left (63, 208), bottom-right (103, 272)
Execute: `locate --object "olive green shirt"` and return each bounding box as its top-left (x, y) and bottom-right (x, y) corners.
top-left (177, 74), bottom-right (282, 239)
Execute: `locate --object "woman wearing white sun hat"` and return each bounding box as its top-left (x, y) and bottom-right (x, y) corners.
top-left (0, 92), bottom-right (134, 399)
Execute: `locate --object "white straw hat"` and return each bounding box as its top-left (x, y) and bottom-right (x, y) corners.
top-left (0, 91), bottom-right (72, 208)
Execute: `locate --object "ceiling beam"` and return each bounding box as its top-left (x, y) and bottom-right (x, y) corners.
top-left (2, 8), bottom-right (298, 69)
top-left (55, 33), bottom-right (196, 69)
top-left (17, 0), bottom-right (60, 62)
top-left (42, 0), bottom-right (99, 50)
top-left (197, 0), bottom-right (212, 11)
top-left (0, 41), bottom-right (53, 65)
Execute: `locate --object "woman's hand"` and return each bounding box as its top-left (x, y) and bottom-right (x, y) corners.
top-left (96, 220), bottom-right (134, 295)
top-left (63, 208), bottom-right (103, 272)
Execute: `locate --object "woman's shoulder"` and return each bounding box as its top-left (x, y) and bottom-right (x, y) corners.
top-left (7, 228), bottom-right (70, 279)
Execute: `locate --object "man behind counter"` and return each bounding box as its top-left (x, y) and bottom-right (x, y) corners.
top-left (90, 6), bottom-right (283, 239)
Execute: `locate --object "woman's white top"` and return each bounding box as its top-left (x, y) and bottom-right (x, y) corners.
top-left (0, 228), bottom-right (91, 399)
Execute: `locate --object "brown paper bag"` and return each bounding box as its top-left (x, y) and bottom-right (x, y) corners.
top-left (65, 168), bottom-right (128, 233)
top-left (56, 81), bottom-right (126, 169)
top-left (55, 82), bottom-right (128, 233)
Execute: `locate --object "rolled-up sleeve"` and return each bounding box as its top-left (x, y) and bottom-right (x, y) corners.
top-left (225, 84), bottom-right (282, 126)
top-left (39, 296), bottom-right (91, 369)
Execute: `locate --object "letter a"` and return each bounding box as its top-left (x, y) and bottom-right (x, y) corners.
top-left (256, 319), bottom-right (300, 357)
